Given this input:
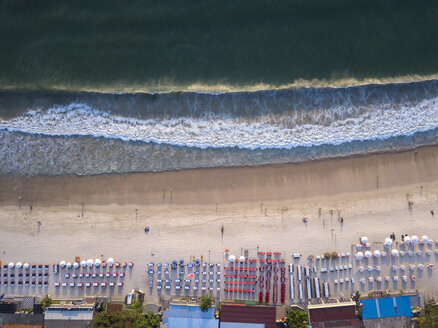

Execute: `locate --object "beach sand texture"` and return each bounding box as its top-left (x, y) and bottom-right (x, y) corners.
top-left (1, 146), bottom-right (438, 302)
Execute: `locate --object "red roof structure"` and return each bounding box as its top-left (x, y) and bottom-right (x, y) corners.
top-left (220, 304), bottom-right (276, 328)
top-left (308, 302), bottom-right (361, 328)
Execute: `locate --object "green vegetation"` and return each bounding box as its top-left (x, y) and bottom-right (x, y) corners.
top-left (41, 295), bottom-right (53, 309)
top-left (91, 301), bottom-right (159, 328)
top-left (200, 293), bottom-right (214, 312)
top-left (285, 309), bottom-right (308, 328)
top-left (418, 299), bottom-right (438, 328)
top-left (0, 0), bottom-right (437, 91)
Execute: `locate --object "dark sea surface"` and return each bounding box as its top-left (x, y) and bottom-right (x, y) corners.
top-left (0, 0), bottom-right (437, 91)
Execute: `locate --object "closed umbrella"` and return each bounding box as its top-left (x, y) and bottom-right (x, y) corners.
top-left (229, 255), bottom-right (236, 263)
top-left (391, 249), bottom-right (399, 257)
top-left (373, 250), bottom-right (381, 258)
top-left (361, 236), bottom-right (368, 244)
top-left (355, 252), bottom-right (364, 260)
top-left (364, 251), bottom-right (372, 258)
top-left (384, 238), bottom-right (393, 247)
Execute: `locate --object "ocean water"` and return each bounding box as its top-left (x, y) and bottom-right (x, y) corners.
top-left (1, 80), bottom-right (438, 176)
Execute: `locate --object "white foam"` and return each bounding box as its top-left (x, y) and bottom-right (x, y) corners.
top-left (1, 99), bottom-right (438, 150)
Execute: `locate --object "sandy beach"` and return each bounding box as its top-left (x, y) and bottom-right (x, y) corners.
top-left (1, 145), bottom-right (438, 302)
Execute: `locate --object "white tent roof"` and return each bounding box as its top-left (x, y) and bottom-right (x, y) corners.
top-left (384, 238), bottom-right (393, 246)
top-left (228, 255), bottom-right (236, 262)
top-left (239, 256), bottom-right (245, 263)
top-left (361, 236), bottom-right (368, 244)
top-left (373, 250), bottom-right (381, 257)
top-left (391, 249), bottom-right (400, 257)
top-left (364, 250), bottom-right (372, 258)
top-left (355, 251), bottom-right (364, 260)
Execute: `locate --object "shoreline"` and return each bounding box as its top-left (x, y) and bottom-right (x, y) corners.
top-left (1, 144), bottom-right (438, 207)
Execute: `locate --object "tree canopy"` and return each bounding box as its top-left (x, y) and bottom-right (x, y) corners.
top-left (199, 293), bottom-right (214, 312)
top-left (285, 309), bottom-right (308, 328)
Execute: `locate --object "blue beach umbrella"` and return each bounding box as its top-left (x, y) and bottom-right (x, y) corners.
top-left (195, 259), bottom-right (200, 266)
top-left (172, 260), bottom-right (177, 266)
top-left (180, 259), bottom-right (184, 265)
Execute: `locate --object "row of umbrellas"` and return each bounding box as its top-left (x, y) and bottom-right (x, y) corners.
top-left (356, 248), bottom-right (406, 260)
top-left (58, 258), bottom-right (132, 268)
top-left (361, 235), bottom-right (430, 247)
top-left (228, 255), bottom-right (246, 263)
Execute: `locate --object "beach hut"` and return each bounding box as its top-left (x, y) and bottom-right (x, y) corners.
top-left (373, 250), bottom-right (381, 258)
top-left (364, 251), bottom-right (372, 258)
top-left (23, 263), bottom-right (30, 270)
top-left (421, 235), bottom-right (429, 243)
top-left (66, 262), bottom-right (72, 269)
top-left (391, 249), bottom-right (400, 257)
top-left (355, 252), bottom-right (364, 260)
top-left (107, 258), bottom-right (114, 267)
top-left (87, 259), bottom-right (94, 267)
top-left (384, 238), bottom-right (393, 247)
top-left (404, 236), bottom-right (411, 244)
top-left (95, 259), bottom-right (102, 267)
top-left (80, 260), bottom-right (87, 268)
top-left (239, 256), bottom-right (245, 263)
top-left (16, 262), bottom-right (22, 269)
top-left (73, 262), bottom-right (80, 269)
top-left (229, 255), bottom-right (236, 263)
top-left (361, 236), bottom-right (368, 244)
top-left (59, 261), bottom-right (66, 268)
top-left (411, 235), bottom-right (419, 245)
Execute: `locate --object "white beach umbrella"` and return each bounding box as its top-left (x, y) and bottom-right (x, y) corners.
top-left (355, 252), bottom-right (364, 260)
top-left (411, 235), bottom-right (419, 245)
top-left (23, 263), bottom-right (30, 270)
top-left (87, 259), bottom-right (94, 267)
top-left (360, 236), bottom-right (368, 244)
top-left (107, 258), bottom-right (114, 267)
top-left (404, 236), bottom-right (411, 244)
top-left (228, 255), bottom-right (236, 263)
top-left (421, 235), bottom-right (429, 243)
top-left (95, 259), bottom-right (102, 267)
top-left (8, 262), bottom-right (14, 269)
top-left (16, 262), bottom-right (23, 269)
top-left (80, 260), bottom-right (87, 268)
top-left (373, 250), bottom-right (381, 258)
top-left (391, 249), bottom-right (399, 257)
top-left (66, 262), bottom-right (72, 269)
top-left (384, 238), bottom-right (393, 247)
top-left (59, 261), bottom-right (66, 268)
top-left (239, 256), bottom-right (245, 263)
top-left (364, 251), bottom-right (372, 258)
top-left (73, 262), bottom-right (80, 269)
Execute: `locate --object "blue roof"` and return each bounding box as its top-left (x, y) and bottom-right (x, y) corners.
top-left (361, 296), bottom-right (412, 319)
top-left (165, 304), bottom-right (219, 328)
